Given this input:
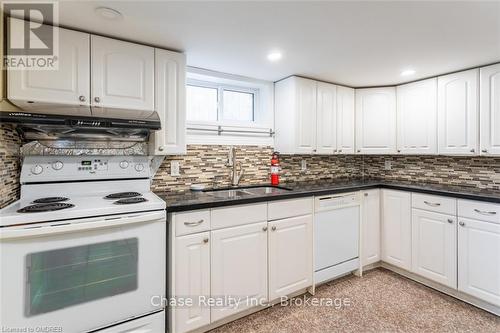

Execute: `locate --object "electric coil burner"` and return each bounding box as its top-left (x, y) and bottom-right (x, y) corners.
top-left (32, 197), bottom-right (69, 204)
top-left (114, 197), bottom-right (148, 205)
top-left (105, 192), bottom-right (142, 199)
top-left (17, 203), bottom-right (75, 213)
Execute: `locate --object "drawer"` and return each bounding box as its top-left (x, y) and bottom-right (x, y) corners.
top-left (458, 200), bottom-right (500, 224)
top-left (211, 203), bottom-right (267, 229)
top-left (412, 193), bottom-right (456, 215)
top-left (174, 209), bottom-right (211, 236)
top-left (268, 197), bottom-right (313, 220)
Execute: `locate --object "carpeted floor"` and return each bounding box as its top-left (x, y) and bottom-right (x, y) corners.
top-left (210, 268), bottom-right (500, 333)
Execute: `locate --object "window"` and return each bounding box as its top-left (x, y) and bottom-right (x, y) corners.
top-left (187, 81), bottom-right (257, 123)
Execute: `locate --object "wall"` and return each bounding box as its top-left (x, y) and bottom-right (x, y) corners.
top-left (0, 124), bottom-right (21, 208)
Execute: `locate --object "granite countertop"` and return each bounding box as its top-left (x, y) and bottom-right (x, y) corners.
top-left (155, 179), bottom-right (500, 213)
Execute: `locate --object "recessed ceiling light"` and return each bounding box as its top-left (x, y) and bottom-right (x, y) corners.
top-left (401, 69), bottom-right (416, 76)
top-left (267, 51), bottom-right (282, 62)
top-left (95, 7), bottom-right (123, 20)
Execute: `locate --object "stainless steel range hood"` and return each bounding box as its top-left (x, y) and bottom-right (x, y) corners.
top-left (0, 103), bottom-right (161, 142)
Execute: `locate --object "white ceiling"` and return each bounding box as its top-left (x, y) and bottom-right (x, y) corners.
top-left (56, 1), bottom-right (500, 87)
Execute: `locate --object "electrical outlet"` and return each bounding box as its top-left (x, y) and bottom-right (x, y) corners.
top-left (170, 161), bottom-right (180, 176)
top-left (384, 160), bottom-right (392, 171)
top-left (301, 159), bottom-right (307, 171)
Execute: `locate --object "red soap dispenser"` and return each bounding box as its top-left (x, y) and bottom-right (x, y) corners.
top-left (270, 151), bottom-right (280, 185)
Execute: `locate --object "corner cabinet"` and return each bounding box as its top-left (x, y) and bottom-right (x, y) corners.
top-left (397, 78), bottom-right (438, 154)
top-left (150, 49), bottom-right (187, 155)
top-left (91, 35), bottom-right (155, 114)
top-left (355, 87), bottom-right (397, 154)
top-left (480, 63), bottom-right (500, 156)
top-left (437, 69), bottom-right (479, 155)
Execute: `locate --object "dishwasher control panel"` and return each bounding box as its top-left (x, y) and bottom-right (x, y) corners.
top-left (315, 192), bottom-right (360, 211)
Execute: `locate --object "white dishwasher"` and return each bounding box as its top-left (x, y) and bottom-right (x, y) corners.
top-left (314, 192), bottom-right (360, 284)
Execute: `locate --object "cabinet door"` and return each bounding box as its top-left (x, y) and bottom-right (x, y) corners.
top-left (316, 82), bottom-right (336, 154)
top-left (91, 36), bottom-right (154, 112)
top-left (211, 222), bottom-right (268, 322)
top-left (355, 87), bottom-right (397, 154)
top-left (438, 69), bottom-right (479, 155)
top-left (480, 64), bottom-right (500, 156)
top-left (411, 209), bottom-right (457, 288)
top-left (268, 214), bottom-right (313, 301)
top-left (362, 190), bottom-right (380, 266)
top-left (174, 232), bottom-right (210, 333)
top-left (151, 49), bottom-right (186, 155)
top-left (397, 78), bottom-right (438, 154)
top-left (458, 218), bottom-right (500, 306)
top-left (336, 86), bottom-right (355, 154)
top-left (381, 190), bottom-right (412, 270)
top-left (8, 20), bottom-right (90, 114)
top-left (295, 78), bottom-right (317, 154)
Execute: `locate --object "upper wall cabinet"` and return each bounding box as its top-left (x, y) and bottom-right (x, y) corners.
top-left (8, 20), bottom-right (91, 116)
top-left (437, 69), bottom-right (479, 155)
top-left (480, 63), bottom-right (500, 156)
top-left (355, 87), bottom-right (397, 154)
top-left (150, 49), bottom-right (187, 155)
top-left (397, 78), bottom-right (437, 154)
top-left (336, 86), bottom-right (356, 154)
top-left (91, 36), bottom-right (154, 113)
top-left (316, 82), bottom-right (337, 154)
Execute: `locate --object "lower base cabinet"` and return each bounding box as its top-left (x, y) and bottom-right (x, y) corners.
top-left (211, 222), bottom-right (268, 322)
top-left (458, 217), bottom-right (500, 306)
top-left (362, 190), bottom-right (381, 266)
top-left (268, 214), bottom-right (313, 301)
top-left (174, 232), bottom-right (211, 333)
top-left (411, 209), bottom-right (457, 288)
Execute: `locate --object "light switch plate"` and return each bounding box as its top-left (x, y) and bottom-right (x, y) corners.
top-left (301, 159), bottom-right (307, 171)
top-left (171, 161), bottom-right (180, 176)
top-left (384, 160), bottom-right (392, 171)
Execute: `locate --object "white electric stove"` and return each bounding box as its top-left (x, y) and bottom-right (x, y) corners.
top-left (0, 156), bottom-right (166, 333)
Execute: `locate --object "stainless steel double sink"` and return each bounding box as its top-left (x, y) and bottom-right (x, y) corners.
top-left (203, 186), bottom-right (292, 199)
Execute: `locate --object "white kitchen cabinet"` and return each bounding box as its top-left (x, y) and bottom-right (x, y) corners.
top-left (480, 63), bottom-right (500, 156)
top-left (411, 209), bottom-right (457, 288)
top-left (268, 214), bottom-right (313, 300)
top-left (211, 222), bottom-right (268, 322)
top-left (458, 217), bottom-right (500, 306)
top-left (150, 49), bottom-right (186, 155)
top-left (336, 86), bottom-right (356, 154)
top-left (91, 35), bottom-right (154, 113)
top-left (275, 76), bottom-right (317, 154)
top-left (381, 190), bottom-right (412, 270)
top-left (174, 232), bottom-right (211, 333)
top-left (316, 82), bottom-right (337, 154)
top-left (361, 189), bottom-right (381, 266)
top-left (355, 87), bottom-right (397, 154)
top-left (8, 20), bottom-right (91, 115)
top-left (397, 78), bottom-right (438, 154)
top-left (437, 69), bottom-right (479, 155)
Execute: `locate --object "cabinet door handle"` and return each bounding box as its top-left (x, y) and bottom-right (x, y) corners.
top-left (474, 209), bottom-right (497, 216)
top-left (364, 193), bottom-right (368, 197)
top-left (271, 226), bottom-right (277, 231)
top-left (470, 148), bottom-right (475, 153)
top-left (158, 146), bottom-right (164, 151)
top-left (424, 201), bottom-right (441, 207)
top-left (203, 238), bottom-right (209, 243)
top-left (459, 221), bottom-right (465, 227)
top-left (482, 149), bottom-right (488, 153)
top-left (79, 95), bottom-right (86, 102)
top-left (94, 97), bottom-right (100, 103)
top-left (262, 226), bottom-right (268, 232)
top-left (184, 219), bottom-right (204, 226)
top-left (447, 219), bottom-right (454, 224)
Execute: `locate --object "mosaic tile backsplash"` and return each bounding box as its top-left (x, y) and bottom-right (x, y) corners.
top-left (1, 124), bottom-right (500, 208)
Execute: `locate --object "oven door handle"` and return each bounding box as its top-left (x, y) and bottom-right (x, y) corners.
top-left (0, 211), bottom-right (165, 240)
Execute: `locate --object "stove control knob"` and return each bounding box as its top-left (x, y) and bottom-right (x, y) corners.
top-left (52, 161), bottom-right (63, 170)
top-left (135, 163), bottom-right (145, 172)
top-left (119, 161), bottom-right (129, 169)
top-left (31, 164), bottom-right (43, 175)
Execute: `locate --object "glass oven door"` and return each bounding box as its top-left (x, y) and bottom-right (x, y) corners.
top-left (0, 211), bottom-right (166, 333)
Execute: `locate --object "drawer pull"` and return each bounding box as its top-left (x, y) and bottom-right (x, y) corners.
top-left (447, 219), bottom-right (454, 224)
top-left (474, 209), bottom-right (497, 216)
top-left (424, 201), bottom-right (441, 207)
top-left (184, 219), bottom-right (204, 226)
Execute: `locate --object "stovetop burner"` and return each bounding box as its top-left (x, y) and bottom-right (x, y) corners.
top-left (114, 197), bottom-right (148, 205)
top-left (32, 197), bottom-right (69, 204)
top-left (105, 192), bottom-right (142, 199)
top-left (17, 203), bottom-right (75, 213)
